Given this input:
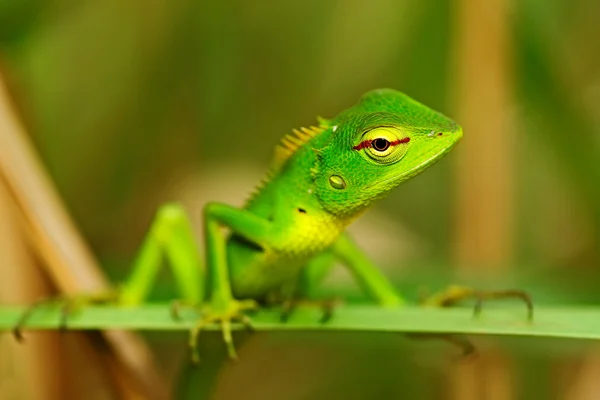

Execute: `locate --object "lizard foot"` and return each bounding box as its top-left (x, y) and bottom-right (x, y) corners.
top-left (279, 297), bottom-right (342, 323)
top-left (421, 285), bottom-right (534, 321)
top-left (175, 298), bottom-right (257, 365)
top-left (414, 286), bottom-right (532, 360)
top-left (13, 291), bottom-right (120, 342)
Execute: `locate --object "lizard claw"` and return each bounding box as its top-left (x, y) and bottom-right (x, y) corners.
top-left (187, 299), bottom-right (257, 364)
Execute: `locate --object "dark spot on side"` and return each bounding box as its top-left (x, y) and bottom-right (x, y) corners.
top-left (298, 208), bottom-right (307, 213)
top-left (437, 132), bottom-right (443, 136)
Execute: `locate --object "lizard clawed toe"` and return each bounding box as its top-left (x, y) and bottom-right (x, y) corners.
top-left (187, 299), bottom-right (258, 365)
top-left (472, 289), bottom-right (534, 321)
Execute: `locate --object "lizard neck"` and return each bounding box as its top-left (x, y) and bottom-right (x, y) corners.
top-left (246, 144), bottom-right (360, 224)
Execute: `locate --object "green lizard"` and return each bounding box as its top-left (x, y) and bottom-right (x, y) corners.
top-left (118, 88), bottom-right (463, 362)
top-left (17, 88), bottom-right (466, 363)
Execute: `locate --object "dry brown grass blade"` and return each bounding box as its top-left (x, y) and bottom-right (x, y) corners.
top-left (0, 72), bottom-right (169, 399)
top-left (452, 0), bottom-right (515, 399)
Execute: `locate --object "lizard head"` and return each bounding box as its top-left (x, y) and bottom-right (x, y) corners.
top-left (313, 88), bottom-right (462, 217)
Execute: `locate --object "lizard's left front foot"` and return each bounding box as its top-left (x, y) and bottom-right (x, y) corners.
top-left (173, 298), bottom-right (257, 364)
top-left (279, 297), bottom-right (342, 323)
top-left (422, 285), bottom-right (534, 321)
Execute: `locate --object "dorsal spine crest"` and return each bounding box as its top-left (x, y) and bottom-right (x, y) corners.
top-left (245, 124), bottom-right (326, 205)
top-left (273, 125), bottom-right (324, 167)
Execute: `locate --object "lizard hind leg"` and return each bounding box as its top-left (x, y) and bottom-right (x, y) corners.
top-left (120, 202), bottom-right (204, 305)
top-left (12, 202), bottom-right (204, 340)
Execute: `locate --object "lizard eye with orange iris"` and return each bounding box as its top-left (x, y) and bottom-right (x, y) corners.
top-left (372, 138), bottom-right (390, 152)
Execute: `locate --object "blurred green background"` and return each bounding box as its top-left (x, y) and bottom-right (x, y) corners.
top-left (1, 0), bottom-right (600, 399)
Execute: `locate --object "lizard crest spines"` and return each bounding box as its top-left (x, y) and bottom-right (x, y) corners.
top-left (274, 126), bottom-right (324, 164)
top-left (245, 125), bottom-right (326, 205)
top-left (272, 125), bottom-right (325, 171)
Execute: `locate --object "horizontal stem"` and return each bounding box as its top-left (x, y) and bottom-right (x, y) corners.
top-left (1, 304), bottom-right (599, 340)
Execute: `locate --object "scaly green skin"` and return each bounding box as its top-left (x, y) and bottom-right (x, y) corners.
top-left (117, 88), bottom-right (462, 361)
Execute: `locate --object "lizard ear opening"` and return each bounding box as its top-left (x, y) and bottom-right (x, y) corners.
top-left (328, 175), bottom-right (346, 190)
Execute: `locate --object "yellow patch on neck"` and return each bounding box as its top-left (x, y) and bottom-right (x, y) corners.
top-left (278, 209), bottom-right (348, 256)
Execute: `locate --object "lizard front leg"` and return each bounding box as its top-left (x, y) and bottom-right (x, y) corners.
top-left (331, 233), bottom-right (404, 306)
top-left (276, 234), bottom-right (404, 321)
top-left (195, 201), bottom-right (274, 362)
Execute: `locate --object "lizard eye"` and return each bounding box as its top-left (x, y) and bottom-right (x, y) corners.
top-left (372, 138), bottom-right (390, 152)
top-left (353, 126), bottom-right (410, 165)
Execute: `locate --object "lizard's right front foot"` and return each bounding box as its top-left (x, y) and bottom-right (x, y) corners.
top-left (173, 298), bottom-right (257, 364)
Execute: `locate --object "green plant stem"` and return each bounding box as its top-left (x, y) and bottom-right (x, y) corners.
top-left (1, 304), bottom-right (599, 340)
